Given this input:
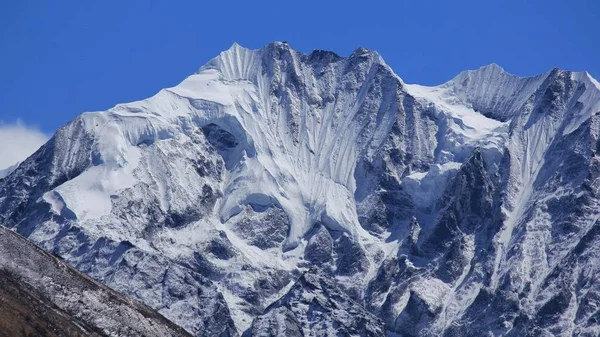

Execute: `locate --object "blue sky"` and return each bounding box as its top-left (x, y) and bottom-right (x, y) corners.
top-left (0, 0), bottom-right (598, 138)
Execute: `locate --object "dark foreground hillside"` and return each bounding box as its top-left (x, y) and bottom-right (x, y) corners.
top-left (0, 268), bottom-right (103, 337)
top-left (0, 227), bottom-right (191, 337)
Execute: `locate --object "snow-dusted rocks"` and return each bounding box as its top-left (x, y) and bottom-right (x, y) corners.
top-left (0, 226), bottom-right (191, 337)
top-left (1, 42), bottom-right (600, 336)
top-left (249, 269), bottom-right (386, 337)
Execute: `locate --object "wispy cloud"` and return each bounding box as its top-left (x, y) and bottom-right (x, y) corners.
top-left (0, 120), bottom-right (49, 172)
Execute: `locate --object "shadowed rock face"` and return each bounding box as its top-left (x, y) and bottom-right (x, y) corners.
top-left (249, 269), bottom-right (386, 337)
top-left (2, 42), bottom-right (600, 336)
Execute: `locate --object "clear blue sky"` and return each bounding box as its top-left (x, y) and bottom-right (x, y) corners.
top-left (1, 0), bottom-right (599, 134)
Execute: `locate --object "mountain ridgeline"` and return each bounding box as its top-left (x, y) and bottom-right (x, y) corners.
top-left (1, 42), bottom-right (600, 336)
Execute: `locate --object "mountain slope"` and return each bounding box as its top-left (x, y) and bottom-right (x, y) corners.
top-left (0, 268), bottom-right (103, 337)
top-left (0, 226), bottom-right (190, 337)
top-left (1, 42), bottom-right (600, 336)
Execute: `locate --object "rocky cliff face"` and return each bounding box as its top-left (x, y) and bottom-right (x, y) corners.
top-left (1, 42), bottom-right (600, 336)
top-left (249, 269), bottom-right (386, 337)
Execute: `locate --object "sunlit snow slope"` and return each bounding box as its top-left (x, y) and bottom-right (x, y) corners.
top-left (2, 42), bottom-right (600, 337)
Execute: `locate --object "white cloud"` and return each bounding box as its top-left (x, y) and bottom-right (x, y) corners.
top-left (0, 120), bottom-right (50, 172)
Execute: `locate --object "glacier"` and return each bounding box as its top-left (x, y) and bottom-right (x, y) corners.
top-left (1, 42), bottom-right (600, 336)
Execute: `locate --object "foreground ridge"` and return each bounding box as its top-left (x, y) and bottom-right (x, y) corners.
top-left (0, 226), bottom-right (191, 337)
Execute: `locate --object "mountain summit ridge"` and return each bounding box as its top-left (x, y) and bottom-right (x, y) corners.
top-left (2, 42), bottom-right (600, 336)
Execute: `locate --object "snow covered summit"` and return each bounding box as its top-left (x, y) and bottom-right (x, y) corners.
top-left (2, 42), bottom-right (600, 336)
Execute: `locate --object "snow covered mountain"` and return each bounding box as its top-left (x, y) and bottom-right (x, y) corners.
top-left (1, 42), bottom-right (600, 336)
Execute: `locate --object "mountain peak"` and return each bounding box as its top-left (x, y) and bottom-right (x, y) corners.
top-left (452, 62), bottom-right (514, 84)
top-left (349, 46), bottom-right (384, 63)
top-left (435, 63), bottom-right (549, 121)
top-left (586, 71), bottom-right (600, 90)
top-left (478, 62), bottom-right (505, 72)
top-left (197, 42), bottom-right (390, 83)
top-left (221, 41), bottom-right (250, 56)
top-left (350, 46), bottom-right (373, 56)
top-left (198, 42), bottom-right (260, 80)
top-left (227, 41), bottom-right (243, 49)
